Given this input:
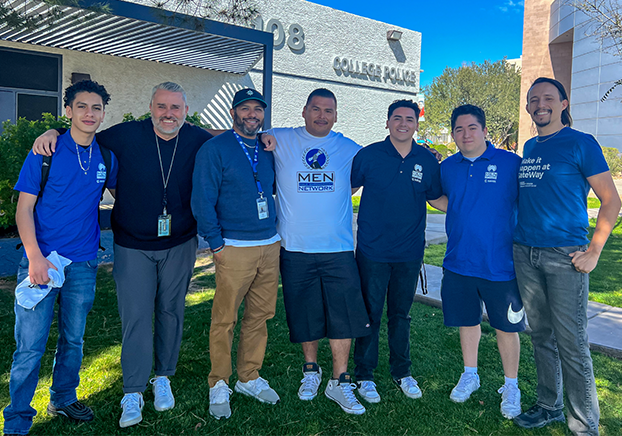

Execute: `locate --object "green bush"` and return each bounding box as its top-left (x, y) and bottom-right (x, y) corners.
top-left (123, 111), bottom-right (212, 129)
top-left (0, 114), bottom-right (71, 229)
top-left (602, 146), bottom-right (622, 178)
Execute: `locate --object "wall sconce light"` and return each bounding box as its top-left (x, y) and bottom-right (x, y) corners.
top-left (387, 30), bottom-right (403, 41)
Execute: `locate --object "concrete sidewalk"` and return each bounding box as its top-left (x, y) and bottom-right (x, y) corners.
top-left (415, 265), bottom-right (622, 359)
top-left (2, 212), bottom-right (621, 359)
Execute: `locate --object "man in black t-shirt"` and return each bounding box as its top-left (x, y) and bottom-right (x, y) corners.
top-left (33, 82), bottom-right (216, 428)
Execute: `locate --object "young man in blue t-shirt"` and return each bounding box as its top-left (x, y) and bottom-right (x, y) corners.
top-left (437, 105), bottom-right (525, 419)
top-left (513, 78), bottom-right (621, 435)
top-left (3, 80), bottom-right (117, 436)
top-left (351, 100), bottom-right (442, 404)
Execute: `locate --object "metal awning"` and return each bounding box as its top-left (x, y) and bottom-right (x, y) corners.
top-left (0, 0), bottom-right (274, 123)
top-left (0, 0), bottom-right (271, 74)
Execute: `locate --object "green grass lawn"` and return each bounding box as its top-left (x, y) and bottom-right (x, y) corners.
top-left (425, 218), bottom-right (622, 308)
top-left (1, 256), bottom-right (622, 435)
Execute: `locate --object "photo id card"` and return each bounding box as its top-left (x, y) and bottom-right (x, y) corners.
top-left (256, 197), bottom-right (269, 220)
top-left (158, 214), bottom-right (171, 237)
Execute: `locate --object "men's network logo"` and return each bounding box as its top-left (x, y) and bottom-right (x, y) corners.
top-left (302, 147), bottom-right (329, 170)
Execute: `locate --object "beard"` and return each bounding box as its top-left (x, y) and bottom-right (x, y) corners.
top-left (233, 111), bottom-right (263, 137)
top-left (152, 114), bottom-right (182, 136)
top-left (532, 109), bottom-right (552, 128)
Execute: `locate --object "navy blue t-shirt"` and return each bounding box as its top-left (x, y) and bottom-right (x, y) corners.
top-left (515, 127), bottom-right (609, 247)
top-left (441, 144), bottom-right (520, 281)
top-left (352, 137), bottom-right (442, 262)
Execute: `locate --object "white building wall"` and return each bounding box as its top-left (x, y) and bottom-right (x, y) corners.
top-left (550, 2), bottom-right (622, 152)
top-left (2, 0), bottom-right (422, 147)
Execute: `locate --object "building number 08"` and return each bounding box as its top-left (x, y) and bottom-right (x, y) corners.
top-left (253, 16), bottom-right (305, 51)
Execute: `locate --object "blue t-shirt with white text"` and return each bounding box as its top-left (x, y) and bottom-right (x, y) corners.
top-left (514, 127), bottom-right (609, 247)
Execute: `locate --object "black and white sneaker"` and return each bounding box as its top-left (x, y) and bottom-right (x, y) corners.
top-left (47, 400), bottom-right (94, 422)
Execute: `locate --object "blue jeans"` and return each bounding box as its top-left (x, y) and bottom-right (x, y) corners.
top-left (354, 249), bottom-right (422, 381)
top-left (513, 243), bottom-right (599, 436)
top-left (3, 257), bottom-right (97, 435)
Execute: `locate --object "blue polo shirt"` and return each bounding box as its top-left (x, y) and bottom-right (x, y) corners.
top-left (515, 127), bottom-right (609, 247)
top-left (441, 143), bottom-right (520, 281)
top-left (352, 137), bottom-right (442, 263)
top-left (14, 131), bottom-right (118, 262)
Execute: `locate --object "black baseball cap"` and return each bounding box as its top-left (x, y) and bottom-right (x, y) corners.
top-left (232, 88), bottom-right (267, 109)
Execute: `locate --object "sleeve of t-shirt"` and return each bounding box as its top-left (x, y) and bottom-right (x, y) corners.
top-left (107, 151), bottom-right (119, 190)
top-left (426, 158), bottom-right (443, 201)
top-left (14, 151), bottom-right (44, 196)
top-left (95, 123), bottom-right (127, 155)
top-left (351, 148), bottom-right (365, 189)
top-left (575, 134), bottom-right (609, 178)
top-left (191, 141), bottom-right (224, 249)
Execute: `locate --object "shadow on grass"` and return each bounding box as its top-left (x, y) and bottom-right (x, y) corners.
top-left (1, 264), bottom-right (621, 434)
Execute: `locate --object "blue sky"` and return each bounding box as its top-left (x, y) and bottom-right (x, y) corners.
top-left (310, 0), bottom-right (525, 88)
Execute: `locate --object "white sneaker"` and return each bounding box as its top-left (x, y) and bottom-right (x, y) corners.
top-left (298, 363), bottom-right (322, 401)
top-left (450, 372), bottom-right (480, 403)
top-left (395, 376), bottom-right (422, 399)
top-left (235, 377), bottom-right (280, 404)
top-left (150, 376), bottom-right (175, 411)
top-left (498, 383), bottom-right (522, 419)
top-left (209, 380), bottom-right (232, 420)
top-left (357, 380), bottom-right (381, 403)
top-left (324, 373), bottom-right (366, 415)
top-left (119, 393), bottom-right (144, 428)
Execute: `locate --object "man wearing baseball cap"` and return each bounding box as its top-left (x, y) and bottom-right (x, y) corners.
top-left (192, 88), bottom-right (280, 420)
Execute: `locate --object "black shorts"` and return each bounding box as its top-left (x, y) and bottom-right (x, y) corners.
top-left (441, 269), bottom-right (526, 333)
top-left (280, 249), bottom-right (371, 343)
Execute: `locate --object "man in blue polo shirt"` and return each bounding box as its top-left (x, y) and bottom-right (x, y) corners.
top-left (438, 105), bottom-right (525, 420)
top-left (351, 99), bottom-right (442, 403)
top-left (3, 80), bottom-right (117, 436)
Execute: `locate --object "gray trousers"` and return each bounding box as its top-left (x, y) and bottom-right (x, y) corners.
top-left (113, 237), bottom-right (198, 393)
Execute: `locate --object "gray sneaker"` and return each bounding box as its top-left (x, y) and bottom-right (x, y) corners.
top-left (235, 377), bottom-right (280, 404)
top-left (394, 376), bottom-right (422, 399)
top-left (299, 363), bottom-right (322, 401)
top-left (498, 383), bottom-right (522, 419)
top-left (450, 372), bottom-right (480, 403)
top-left (150, 376), bottom-right (175, 411)
top-left (209, 380), bottom-right (232, 420)
top-left (325, 373), bottom-right (366, 415)
top-left (357, 380), bottom-right (381, 403)
top-left (119, 393), bottom-right (144, 428)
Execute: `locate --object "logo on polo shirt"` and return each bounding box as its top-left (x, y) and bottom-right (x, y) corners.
top-left (412, 164), bottom-right (423, 183)
top-left (96, 163), bottom-right (106, 183)
top-left (485, 164), bottom-right (497, 183)
top-left (298, 147), bottom-right (334, 192)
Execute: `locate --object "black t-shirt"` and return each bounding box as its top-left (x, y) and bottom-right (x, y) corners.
top-left (94, 119), bottom-right (213, 250)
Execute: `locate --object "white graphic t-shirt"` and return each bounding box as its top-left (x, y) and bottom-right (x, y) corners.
top-left (268, 127), bottom-right (361, 253)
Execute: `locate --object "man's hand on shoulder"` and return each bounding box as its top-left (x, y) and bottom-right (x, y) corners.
top-left (259, 133), bottom-right (277, 151)
top-left (33, 129), bottom-right (60, 156)
top-left (428, 147), bottom-right (442, 162)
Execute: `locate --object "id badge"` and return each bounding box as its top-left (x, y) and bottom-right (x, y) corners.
top-left (158, 214), bottom-right (171, 237)
top-left (256, 197), bottom-right (269, 220)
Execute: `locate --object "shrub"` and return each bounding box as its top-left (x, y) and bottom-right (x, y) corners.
top-left (0, 114), bottom-right (71, 229)
top-left (602, 146), bottom-right (622, 178)
top-left (123, 112), bottom-right (212, 129)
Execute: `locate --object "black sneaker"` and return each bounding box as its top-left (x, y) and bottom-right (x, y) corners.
top-left (47, 401), bottom-right (94, 422)
top-left (513, 404), bottom-right (565, 429)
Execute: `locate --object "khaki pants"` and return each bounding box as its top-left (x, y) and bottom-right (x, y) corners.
top-left (208, 241), bottom-right (280, 387)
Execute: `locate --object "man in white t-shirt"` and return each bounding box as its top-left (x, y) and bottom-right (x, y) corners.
top-left (267, 89), bottom-right (370, 415)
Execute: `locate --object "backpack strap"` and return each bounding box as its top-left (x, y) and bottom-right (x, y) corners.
top-left (16, 154), bottom-right (52, 250)
top-left (97, 145), bottom-right (112, 251)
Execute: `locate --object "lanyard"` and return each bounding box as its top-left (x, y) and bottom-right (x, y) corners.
top-left (233, 131), bottom-right (264, 197)
top-left (155, 133), bottom-right (179, 212)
